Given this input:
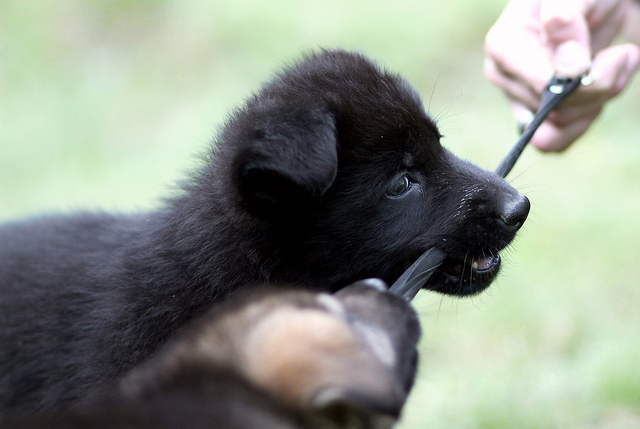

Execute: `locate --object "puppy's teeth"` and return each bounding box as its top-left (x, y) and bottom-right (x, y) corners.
top-left (472, 261), bottom-right (478, 269)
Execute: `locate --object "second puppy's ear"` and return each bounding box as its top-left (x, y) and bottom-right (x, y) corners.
top-left (234, 103), bottom-right (338, 215)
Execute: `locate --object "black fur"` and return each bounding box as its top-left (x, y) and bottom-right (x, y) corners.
top-left (0, 50), bottom-right (529, 417)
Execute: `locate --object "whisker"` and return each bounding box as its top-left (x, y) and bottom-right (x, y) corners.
top-left (461, 250), bottom-right (471, 295)
top-left (401, 265), bottom-right (440, 288)
top-left (426, 70), bottom-right (442, 115)
top-left (468, 251), bottom-right (474, 292)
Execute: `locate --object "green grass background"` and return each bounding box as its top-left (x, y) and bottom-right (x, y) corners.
top-left (2, 1), bottom-right (639, 427)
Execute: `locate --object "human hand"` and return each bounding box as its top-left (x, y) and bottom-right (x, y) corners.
top-left (484, 0), bottom-right (640, 151)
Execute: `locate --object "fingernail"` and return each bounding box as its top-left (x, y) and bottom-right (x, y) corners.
top-left (554, 40), bottom-right (591, 77)
top-left (626, 48), bottom-right (640, 75)
top-left (613, 49), bottom-right (640, 95)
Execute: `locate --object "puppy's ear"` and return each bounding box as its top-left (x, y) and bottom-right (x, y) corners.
top-left (234, 103), bottom-right (338, 214)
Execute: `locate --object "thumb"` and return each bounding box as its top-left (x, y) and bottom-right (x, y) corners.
top-left (540, 0), bottom-right (592, 77)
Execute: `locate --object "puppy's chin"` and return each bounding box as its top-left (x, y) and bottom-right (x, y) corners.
top-left (423, 253), bottom-right (502, 296)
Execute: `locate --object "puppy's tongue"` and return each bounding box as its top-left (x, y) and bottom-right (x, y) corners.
top-left (469, 255), bottom-right (496, 271)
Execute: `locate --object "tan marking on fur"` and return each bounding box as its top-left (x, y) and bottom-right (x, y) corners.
top-left (180, 299), bottom-right (282, 367)
top-left (127, 293), bottom-right (398, 411)
top-left (241, 306), bottom-right (394, 408)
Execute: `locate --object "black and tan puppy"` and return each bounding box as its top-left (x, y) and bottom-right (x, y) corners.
top-left (0, 50), bottom-right (529, 416)
top-left (5, 280), bottom-right (420, 429)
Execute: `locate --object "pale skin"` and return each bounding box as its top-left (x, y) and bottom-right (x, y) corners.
top-left (484, 0), bottom-right (640, 152)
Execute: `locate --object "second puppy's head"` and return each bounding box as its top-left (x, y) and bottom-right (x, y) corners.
top-left (117, 281), bottom-right (420, 428)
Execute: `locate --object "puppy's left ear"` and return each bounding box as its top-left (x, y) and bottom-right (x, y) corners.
top-left (234, 103), bottom-right (338, 214)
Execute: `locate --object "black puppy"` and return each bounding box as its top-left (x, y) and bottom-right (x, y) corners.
top-left (0, 50), bottom-right (529, 416)
top-left (4, 280), bottom-right (419, 429)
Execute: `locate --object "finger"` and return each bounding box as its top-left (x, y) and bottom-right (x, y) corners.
top-left (530, 113), bottom-right (600, 152)
top-left (484, 58), bottom-right (542, 111)
top-left (546, 100), bottom-right (607, 127)
top-left (485, 30), bottom-right (554, 95)
top-left (485, 1), bottom-right (555, 94)
top-left (540, 0), bottom-right (592, 77)
top-left (589, 43), bottom-right (640, 97)
top-left (589, 0), bottom-right (630, 53)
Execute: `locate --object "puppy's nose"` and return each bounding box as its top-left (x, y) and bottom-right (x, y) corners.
top-left (498, 193), bottom-right (530, 231)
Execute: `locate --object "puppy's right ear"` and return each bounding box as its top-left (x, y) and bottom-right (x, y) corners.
top-left (234, 103), bottom-right (338, 215)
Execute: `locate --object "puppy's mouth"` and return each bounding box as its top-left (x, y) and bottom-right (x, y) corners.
top-left (424, 251), bottom-right (501, 296)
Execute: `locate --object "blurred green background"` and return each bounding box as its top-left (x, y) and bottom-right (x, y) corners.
top-left (2, 1), bottom-right (639, 427)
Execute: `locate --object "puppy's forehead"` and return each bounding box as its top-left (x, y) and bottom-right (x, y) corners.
top-left (276, 51), bottom-right (432, 120)
top-left (315, 53), bottom-right (440, 144)
top-left (269, 50), bottom-right (442, 154)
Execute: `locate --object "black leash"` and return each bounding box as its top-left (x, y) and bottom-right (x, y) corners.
top-left (495, 74), bottom-right (585, 178)
top-left (389, 74), bottom-right (585, 301)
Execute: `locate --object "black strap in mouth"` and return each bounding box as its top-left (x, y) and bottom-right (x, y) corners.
top-left (388, 247), bottom-right (447, 300)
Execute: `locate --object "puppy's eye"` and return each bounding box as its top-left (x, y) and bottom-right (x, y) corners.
top-left (386, 175), bottom-right (412, 197)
